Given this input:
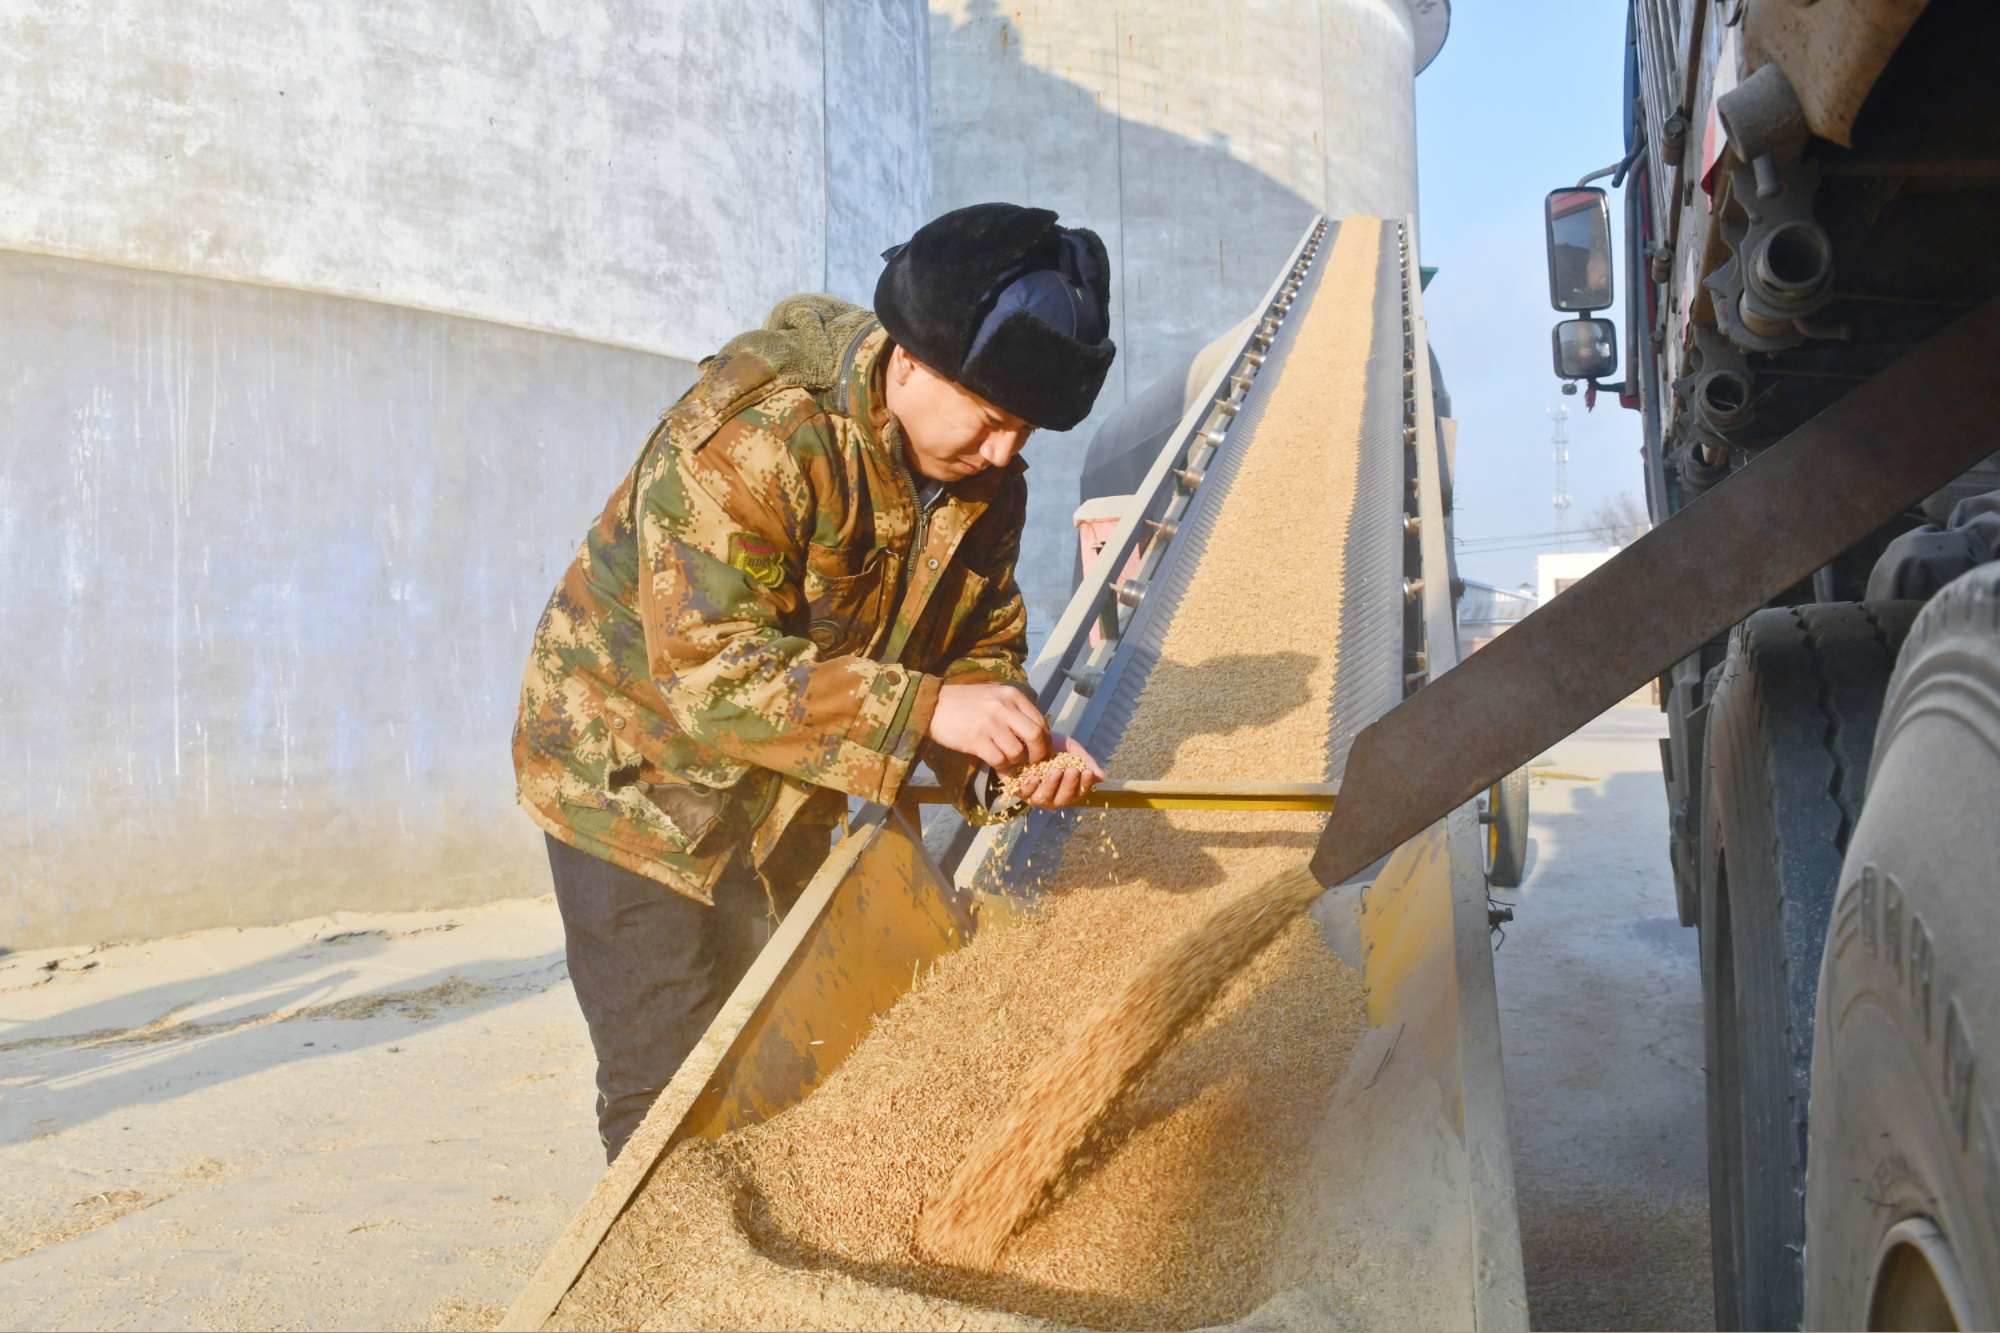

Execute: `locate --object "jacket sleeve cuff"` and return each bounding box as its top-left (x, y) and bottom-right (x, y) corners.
top-left (854, 670), bottom-right (941, 805)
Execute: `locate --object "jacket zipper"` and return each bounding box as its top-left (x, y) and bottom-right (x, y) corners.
top-left (892, 443), bottom-right (946, 593)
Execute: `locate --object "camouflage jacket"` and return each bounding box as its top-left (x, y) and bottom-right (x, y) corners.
top-left (513, 296), bottom-right (1031, 905)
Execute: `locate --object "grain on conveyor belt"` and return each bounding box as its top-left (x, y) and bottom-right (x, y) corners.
top-left (550, 220), bottom-right (1385, 1333)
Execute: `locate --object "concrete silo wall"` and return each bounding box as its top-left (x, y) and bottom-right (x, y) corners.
top-left (0, 0), bottom-right (932, 355)
top-left (0, 0), bottom-right (932, 948)
top-left (929, 0), bottom-right (1432, 628)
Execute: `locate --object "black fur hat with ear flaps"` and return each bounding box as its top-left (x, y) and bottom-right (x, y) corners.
top-left (873, 203), bottom-right (1116, 432)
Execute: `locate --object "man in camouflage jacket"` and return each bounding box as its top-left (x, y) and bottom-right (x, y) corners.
top-left (514, 204), bottom-right (1117, 1159)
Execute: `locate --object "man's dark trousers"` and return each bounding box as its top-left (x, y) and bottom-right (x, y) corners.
top-left (544, 835), bottom-right (789, 1163)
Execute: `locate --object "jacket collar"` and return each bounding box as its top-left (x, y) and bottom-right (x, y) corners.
top-left (834, 324), bottom-right (891, 449)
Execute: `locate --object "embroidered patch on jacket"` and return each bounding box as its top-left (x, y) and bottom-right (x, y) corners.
top-left (727, 532), bottom-right (788, 588)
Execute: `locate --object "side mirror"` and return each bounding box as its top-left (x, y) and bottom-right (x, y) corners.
top-left (1553, 317), bottom-right (1618, 381)
top-left (1545, 187), bottom-right (1614, 312)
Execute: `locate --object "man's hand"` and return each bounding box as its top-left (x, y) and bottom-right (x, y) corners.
top-left (1001, 734), bottom-right (1106, 810)
top-left (930, 682), bottom-right (1054, 771)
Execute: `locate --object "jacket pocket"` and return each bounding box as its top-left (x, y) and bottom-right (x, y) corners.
top-left (593, 759), bottom-right (728, 854)
top-left (803, 544), bottom-right (889, 658)
top-left (909, 565), bottom-right (989, 668)
top-left (641, 776), bottom-right (725, 849)
top-left (597, 721), bottom-right (731, 853)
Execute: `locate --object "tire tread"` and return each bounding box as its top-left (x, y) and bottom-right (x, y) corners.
top-left (1701, 600), bottom-right (1917, 1331)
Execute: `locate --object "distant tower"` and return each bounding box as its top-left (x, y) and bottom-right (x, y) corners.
top-left (1549, 405), bottom-right (1572, 553)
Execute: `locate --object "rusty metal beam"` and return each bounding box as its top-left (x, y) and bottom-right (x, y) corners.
top-left (1309, 294), bottom-right (2000, 890)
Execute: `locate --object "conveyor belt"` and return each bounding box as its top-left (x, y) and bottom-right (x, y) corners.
top-left (967, 217), bottom-right (1416, 900)
top-left (1331, 219), bottom-right (1418, 781)
top-left (981, 223), bottom-right (1340, 894)
top-left (501, 217), bottom-right (1530, 1332)
top-left (1084, 223), bottom-right (1350, 765)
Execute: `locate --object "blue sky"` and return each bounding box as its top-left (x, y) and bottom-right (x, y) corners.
top-left (1416, 1), bottom-right (1645, 594)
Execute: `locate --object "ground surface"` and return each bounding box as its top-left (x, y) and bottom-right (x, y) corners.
top-left (1494, 702), bottom-right (1716, 1331)
top-left (0, 898), bottom-right (601, 1331)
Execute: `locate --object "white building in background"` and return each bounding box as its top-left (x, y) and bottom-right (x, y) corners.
top-left (1457, 579), bottom-right (1538, 657)
top-left (1, 0), bottom-right (934, 949)
top-left (1537, 550), bottom-right (1620, 606)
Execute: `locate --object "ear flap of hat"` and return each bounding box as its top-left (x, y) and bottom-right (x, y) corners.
top-left (874, 204), bottom-right (1061, 375)
top-left (958, 314), bottom-right (1117, 433)
top-left (1062, 227), bottom-right (1113, 337)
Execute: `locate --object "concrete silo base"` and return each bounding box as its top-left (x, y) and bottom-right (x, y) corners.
top-left (1, 248), bottom-right (696, 949)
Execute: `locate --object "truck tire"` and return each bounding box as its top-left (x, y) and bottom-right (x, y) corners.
top-left (1664, 652), bottom-right (1727, 926)
top-left (1700, 601), bottom-right (1919, 1330)
top-left (1805, 567), bottom-right (2000, 1331)
top-left (1483, 767), bottom-right (1530, 889)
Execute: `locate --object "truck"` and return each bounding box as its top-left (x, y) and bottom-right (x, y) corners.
top-left (1545, 0), bottom-right (2000, 1325)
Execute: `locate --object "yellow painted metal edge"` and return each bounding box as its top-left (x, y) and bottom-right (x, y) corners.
top-left (902, 778), bottom-right (1338, 811)
top-left (497, 813), bottom-right (888, 1333)
top-left (674, 808), bottom-right (970, 1139)
top-left (1446, 801), bottom-right (1531, 1330)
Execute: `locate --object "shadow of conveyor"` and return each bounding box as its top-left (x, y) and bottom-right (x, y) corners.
top-left (1046, 648), bottom-right (1326, 898)
top-left (735, 1200), bottom-right (1173, 1332)
top-left (0, 950), bottom-right (568, 1145)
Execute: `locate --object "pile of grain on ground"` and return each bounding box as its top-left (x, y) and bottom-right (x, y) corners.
top-left (552, 222), bottom-right (1385, 1333)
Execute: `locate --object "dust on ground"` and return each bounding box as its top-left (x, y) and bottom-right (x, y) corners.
top-left (0, 897), bottom-right (600, 1331)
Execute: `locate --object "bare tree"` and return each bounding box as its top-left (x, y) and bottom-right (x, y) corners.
top-left (1585, 491), bottom-right (1651, 548)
